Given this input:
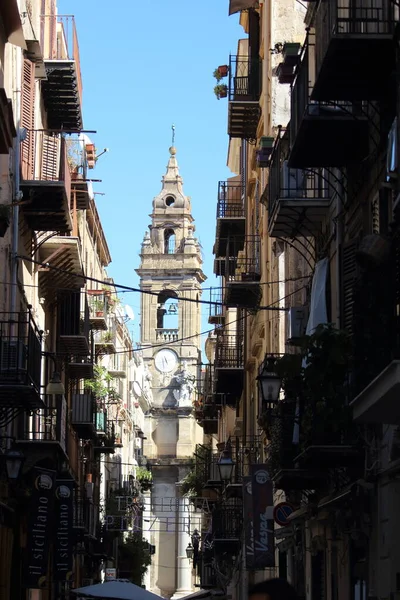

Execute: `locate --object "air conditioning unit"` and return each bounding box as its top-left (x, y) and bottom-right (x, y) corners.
top-left (287, 307), bottom-right (308, 345)
top-left (0, 340), bottom-right (27, 376)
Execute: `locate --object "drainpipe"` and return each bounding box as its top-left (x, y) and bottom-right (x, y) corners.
top-left (7, 38), bottom-right (23, 445)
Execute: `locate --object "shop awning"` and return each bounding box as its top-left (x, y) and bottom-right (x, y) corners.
top-left (0, 0), bottom-right (26, 49)
top-left (229, 0), bottom-right (258, 15)
top-left (178, 591), bottom-right (226, 600)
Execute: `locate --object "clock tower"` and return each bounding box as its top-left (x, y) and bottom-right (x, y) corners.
top-left (135, 146), bottom-right (206, 598)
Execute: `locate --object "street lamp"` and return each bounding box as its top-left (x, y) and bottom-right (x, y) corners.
top-left (46, 371), bottom-right (65, 395)
top-left (186, 543), bottom-right (194, 560)
top-left (3, 449), bottom-right (25, 480)
top-left (257, 355), bottom-right (282, 404)
top-left (217, 450), bottom-right (235, 483)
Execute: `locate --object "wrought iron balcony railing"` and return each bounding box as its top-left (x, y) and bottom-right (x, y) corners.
top-left (268, 128), bottom-right (330, 238)
top-left (88, 291), bottom-right (110, 330)
top-left (40, 14), bottom-right (83, 130)
top-left (215, 334), bottom-right (244, 370)
top-left (313, 0), bottom-right (397, 101)
top-left (217, 181), bottom-right (245, 219)
top-left (212, 502), bottom-right (243, 543)
top-left (230, 436), bottom-right (263, 484)
top-left (208, 286), bottom-right (224, 325)
top-left (58, 290), bottom-right (90, 356)
top-left (228, 54), bottom-right (262, 141)
top-left (16, 396), bottom-right (68, 459)
top-left (289, 37), bottom-right (369, 168)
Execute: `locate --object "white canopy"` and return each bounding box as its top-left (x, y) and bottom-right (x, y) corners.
top-left (71, 580), bottom-right (165, 600)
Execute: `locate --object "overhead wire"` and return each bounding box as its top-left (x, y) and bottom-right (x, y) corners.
top-left (17, 254), bottom-right (310, 310)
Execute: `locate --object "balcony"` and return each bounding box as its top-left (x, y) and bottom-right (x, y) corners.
top-left (289, 39), bottom-right (369, 168)
top-left (38, 236), bottom-right (84, 299)
top-left (68, 356), bottom-right (94, 380)
top-left (212, 501), bottom-right (242, 549)
top-left (88, 291), bottom-right (109, 331)
top-left (213, 257), bottom-right (236, 278)
top-left (268, 129), bottom-right (330, 238)
top-left (224, 236), bottom-right (262, 309)
top-left (0, 311), bottom-right (44, 425)
top-left (208, 285), bottom-right (225, 325)
top-left (155, 328), bottom-right (178, 343)
top-left (214, 181), bottom-right (245, 257)
top-left (215, 333), bottom-right (244, 403)
top-left (41, 15), bottom-right (83, 130)
top-left (71, 393), bottom-right (96, 438)
top-left (94, 316), bottom-right (117, 354)
top-left (312, 0), bottom-right (396, 101)
top-left (20, 130), bottom-right (72, 232)
top-left (57, 290), bottom-right (90, 356)
top-left (228, 54), bottom-right (261, 141)
top-left (16, 396), bottom-right (68, 461)
top-left (94, 416), bottom-right (115, 454)
top-left (226, 436), bottom-right (262, 496)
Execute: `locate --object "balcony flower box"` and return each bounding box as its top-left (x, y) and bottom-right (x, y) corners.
top-left (260, 136), bottom-right (275, 150)
top-left (214, 84), bottom-right (228, 100)
top-left (276, 62), bottom-right (296, 85)
top-left (217, 65), bottom-right (229, 78)
top-left (85, 143), bottom-right (96, 169)
top-left (256, 148), bottom-right (272, 167)
top-left (282, 42), bottom-right (301, 64)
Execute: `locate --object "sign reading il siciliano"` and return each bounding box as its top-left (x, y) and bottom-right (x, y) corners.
top-left (53, 479), bottom-right (74, 581)
top-left (23, 467), bottom-right (56, 589)
top-left (250, 464), bottom-right (275, 569)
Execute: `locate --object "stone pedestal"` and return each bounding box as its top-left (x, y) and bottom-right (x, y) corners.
top-left (171, 492), bottom-right (193, 599)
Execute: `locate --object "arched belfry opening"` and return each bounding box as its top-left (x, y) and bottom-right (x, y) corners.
top-left (157, 290), bottom-right (179, 332)
top-left (164, 229), bottom-right (175, 254)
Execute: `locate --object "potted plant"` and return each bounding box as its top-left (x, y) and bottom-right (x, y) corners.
top-left (0, 204), bottom-right (10, 237)
top-left (93, 298), bottom-right (105, 316)
top-left (215, 65), bottom-right (229, 79)
top-left (136, 467), bottom-right (152, 491)
top-left (85, 143), bottom-right (96, 169)
top-left (257, 136), bottom-right (275, 167)
top-left (214, 84), bottom-right (228, 100)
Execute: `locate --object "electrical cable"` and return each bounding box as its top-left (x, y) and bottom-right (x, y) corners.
top-left (16, 254), bottom-right (310, 310)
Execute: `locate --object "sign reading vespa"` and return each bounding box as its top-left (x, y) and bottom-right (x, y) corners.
top-left (243, 477), bottom-right (255, 569)
top-left (53, 480), bottom-right (74, 581)
top-left (23, 468), bottom-right (56, 588)
top-left (250, 464), bottom-right (275, 569)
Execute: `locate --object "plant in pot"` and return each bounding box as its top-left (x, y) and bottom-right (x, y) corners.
top-left (136, 466), bottom-right (152, 491)
top-left (0, 204), bottom-right (11, 237)
top-left (214, 65), bottom-right (229, 79)
top-left (214, 84), bottom-right (228, 100)
top-left (93, 298), bottom-right (105, 317)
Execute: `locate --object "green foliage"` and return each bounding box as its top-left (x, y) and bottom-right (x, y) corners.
top-left (118, 533), bottom-right (152, 586)
top-left (214, 84), bottom-right (228, 100)
top-left (135, 467), bottom-right (152, 483)
top-left (213, 68), bottom-right (223, 81)
top-left (84, 364), bottom-right (120, 401)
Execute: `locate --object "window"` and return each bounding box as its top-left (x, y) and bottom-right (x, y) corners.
top-left (164, 229), bottom-right (175, 254)
top-left (165, 195), bottom-right (175, 207)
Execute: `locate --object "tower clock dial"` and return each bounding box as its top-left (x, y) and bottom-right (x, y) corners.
top-left (155, 349), bottom-right (178, 373)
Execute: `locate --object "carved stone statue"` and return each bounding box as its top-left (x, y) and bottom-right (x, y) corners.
top-left (143, 362), bottom-right (153, 404)
top-left (173, 362), bottom-right (195, 408)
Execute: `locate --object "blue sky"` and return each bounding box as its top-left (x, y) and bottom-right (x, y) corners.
top-left (59, 0), bottom-right (243, 344)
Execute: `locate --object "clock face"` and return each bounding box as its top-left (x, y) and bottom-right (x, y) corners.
top-left (155, 349), bottom-right (178, 373)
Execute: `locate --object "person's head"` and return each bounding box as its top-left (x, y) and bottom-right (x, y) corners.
top-left (248, 578), bottom-right (298, 600)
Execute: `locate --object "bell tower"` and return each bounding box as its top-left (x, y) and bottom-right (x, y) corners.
top-left (135, 145), bottom-right (206, 598)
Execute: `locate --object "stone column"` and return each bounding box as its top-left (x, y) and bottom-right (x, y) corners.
top-left (172, 488), bottom-right (192, 599)
top-left (142, 492), bottom-right (152, 590)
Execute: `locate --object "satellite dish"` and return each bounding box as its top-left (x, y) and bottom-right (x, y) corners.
top-left (125, 305), bottom-right (135, 321)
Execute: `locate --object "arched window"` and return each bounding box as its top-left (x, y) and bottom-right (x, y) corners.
top-left (157, 290), bottom-right (178, 330)
top-left (165, 195), bottom-right (175, 207)
top-left (164, 229), bottom-right (175, 254)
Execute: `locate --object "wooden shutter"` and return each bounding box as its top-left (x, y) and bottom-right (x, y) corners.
top-left (40, 132), bottom-right (59, 180)
top-left (20, 59), bottom-right (35, 180)
top-left (341, 239), bottom-right (358, 334)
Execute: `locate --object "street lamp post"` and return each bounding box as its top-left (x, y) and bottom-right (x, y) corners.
top-left (217, 450), bottom-right (235, 483)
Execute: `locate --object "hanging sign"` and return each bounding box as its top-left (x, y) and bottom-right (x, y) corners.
top-left (243, 477), bottom-right (255, 570)
top-left (53, 479), bottom-right (74, 581)
top-left (250, 464), bottom-right (275, 569)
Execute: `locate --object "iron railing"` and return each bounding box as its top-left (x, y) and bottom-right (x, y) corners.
top-left (217, 181), bottom-right (245, 219)
top-left (212, 502), bottom-right (243, 540)
top-left (19, 396), bottom-right (67, 444)
top-left (230, 436), bottom-right (263, 483)
top-left (215, 334), bottom-right (244, 369)
top-left (225, 235), bottom-right (261, 282)
top-left (58, 289), bottom-right (90, 340)
top-left (87, 291), bottom-right (109, 320)
top-left (208, 286), bottom-right (224, 324)
top-left (291, 38), bottom-right (367, 153)
top-left (0, 311), bottom-right (42, 391)
top-left (228, 55), bottom-right (261, 102)
top-left (269, 128), bottom-right (330, 215)
top-left (71, 393), bottom-right (95, 426)
top-left (40, 14), bottom-right (83, 101)
top-left (315, 0), bottom-right (397, 76)
top-left (94, 316), bottom-right (117, 347)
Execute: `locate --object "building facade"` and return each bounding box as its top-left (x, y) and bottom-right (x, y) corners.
top-left (136, 147), bottom-right (206, 598)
